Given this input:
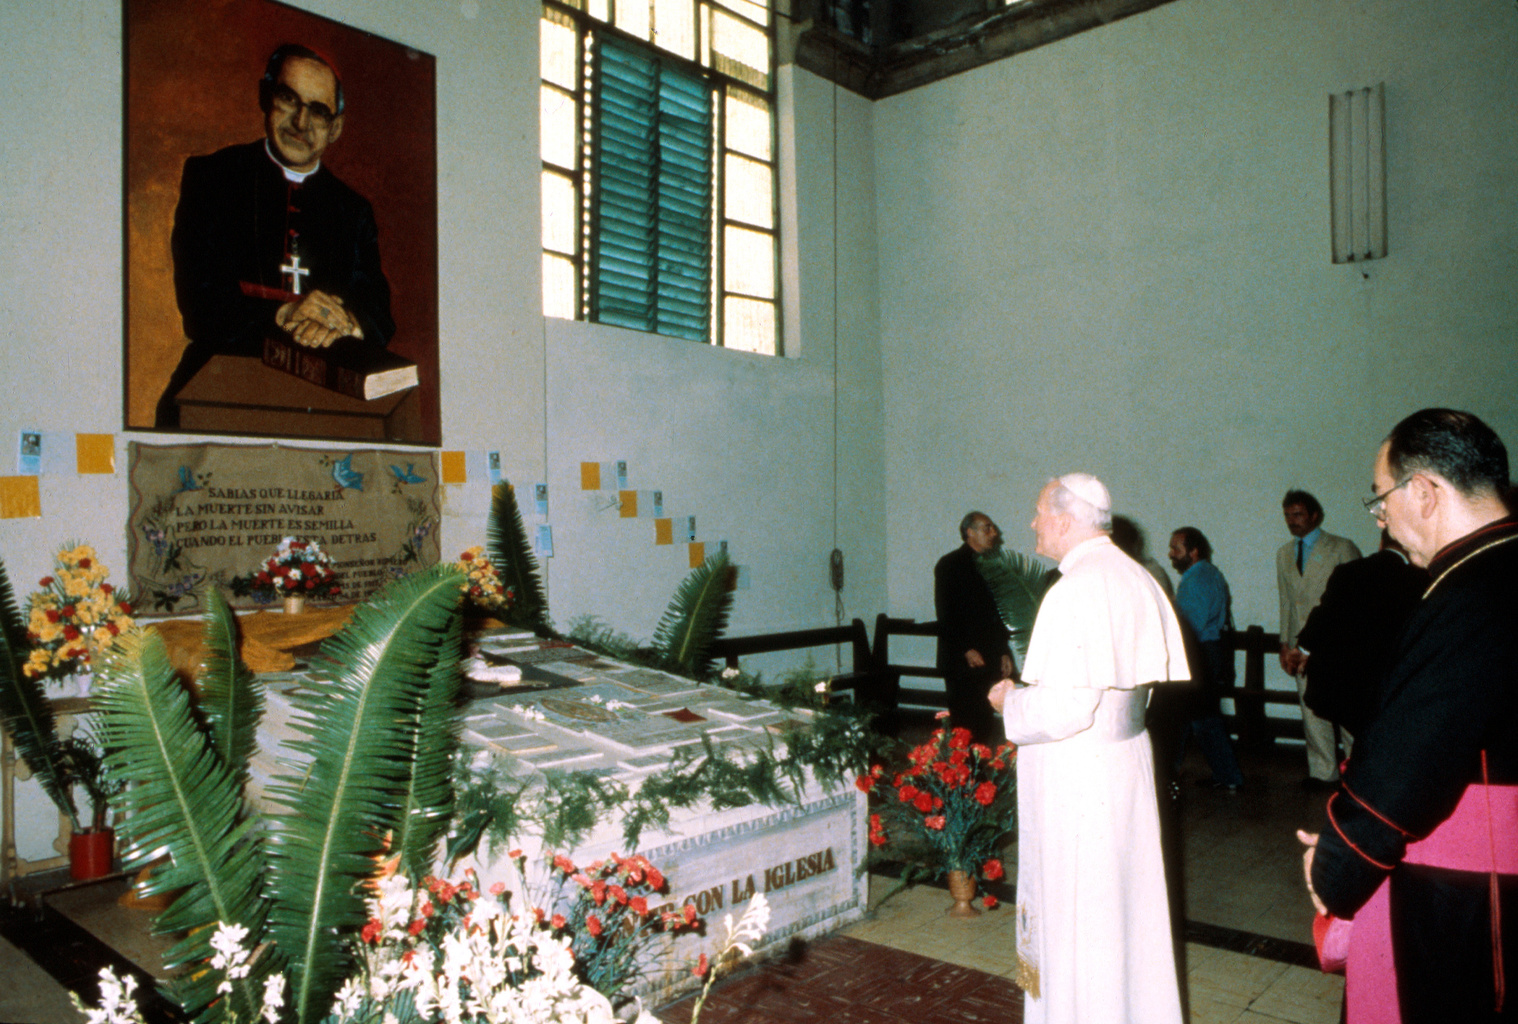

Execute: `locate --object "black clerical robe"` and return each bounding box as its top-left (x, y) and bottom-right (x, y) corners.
top-left (157, 140), bottom-right (395, 426)
top-left (1312, 516), bottom-right (1518, 1022)
top-left (934, 543), bottom-right (1013, 745)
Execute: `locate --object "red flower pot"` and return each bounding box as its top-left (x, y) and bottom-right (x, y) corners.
top-left (69, 827), bottom-right (115, 880)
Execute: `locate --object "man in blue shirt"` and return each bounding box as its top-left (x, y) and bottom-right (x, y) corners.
top-left (1166, 527), bottom-right (1244, 790)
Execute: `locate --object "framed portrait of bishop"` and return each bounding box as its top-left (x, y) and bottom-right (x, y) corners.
top-left (124, 0), bottom-right (440, 446)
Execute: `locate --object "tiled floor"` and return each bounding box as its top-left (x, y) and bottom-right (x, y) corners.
top-left (0, 742), bottom-right (1343, 1024)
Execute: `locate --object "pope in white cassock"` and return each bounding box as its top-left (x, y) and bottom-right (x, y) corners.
top-left (989, 473), bottom-right (1190, 1024)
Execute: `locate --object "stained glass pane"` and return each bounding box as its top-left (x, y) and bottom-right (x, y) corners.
top-left (724, 88), bottom-right (770, 160)
top-left (653, 0), bottom-right (695, 59)
top-left (710, 7), bottom-right (768, 89)
top-left (541, 14), bottom-right (578, 89)
top-left (542, 170), bottom-right (577, 253)
top-left (541, 86), bottom-right (577, 169)
top-left (543, 253), bottom-right (577, 320)
top-left (615, 0), bottom-right (651, 41)
top-left (723, 296), bottom-right (776, 354)
top-left (723, 225), bottom-right (774, 298)
top-left (724, 154), bottom-right (772, 228)
top-left (712, 0), bottom-right (768, 27)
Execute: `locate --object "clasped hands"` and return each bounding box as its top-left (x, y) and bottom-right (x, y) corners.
top-left (276, 289), bottom-right (362, 348)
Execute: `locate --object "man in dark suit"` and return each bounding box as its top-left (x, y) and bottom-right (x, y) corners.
top-left (935, 511), bottom-right (1013, 745)
top-left (156, 43), bottom-right (395, 426)
top-left (1296, 530), bottom-right (1427, 737)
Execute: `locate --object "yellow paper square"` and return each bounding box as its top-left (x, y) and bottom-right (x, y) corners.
top-left (440, 451), bottom-right (468, 484)
top-left (655, 519), bottom-right (673, 545)
top-left (0, 476), bottom-right (42, 519)
top-left (581, 462), bottom-right (601, 490)
top-left (76, 434), bottom-right (116, 474)
top-left (619, 490), bottom-right (637, 517)
top-left (688, 541), bottom-right (706, 568)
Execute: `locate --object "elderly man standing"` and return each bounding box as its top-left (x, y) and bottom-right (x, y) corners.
top-left (990, 474), bottom-right (1189, 1024)
top-left (1302, 409), bottom-right (1517, 1024)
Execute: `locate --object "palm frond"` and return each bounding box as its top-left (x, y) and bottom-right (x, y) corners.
top-left (0, 557), bottom-right (78, 829)
top-left (197, 588), bottom-right (262, 792)
top-left (92, 629), bottom-right (271, 1023)
top-left (392, 606), bottom-right (464, 881)
top-left (262, 564), bottom-right (465, 1024)
top-left (650, 550), bottom-right (737, 679)
top-left (486, 481), bottom-right (551, 634)
top-left (975, 549), bottom-right (1055, 665)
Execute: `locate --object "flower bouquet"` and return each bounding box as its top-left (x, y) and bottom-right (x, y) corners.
top-left (455, 546), bottom-right (516, 619)
top-left (859, 712), bottom-right (1016, 910)
top-left (233, 536), bottom-right (341, 607)
top-left (23, 543), bottom-right (134, 684)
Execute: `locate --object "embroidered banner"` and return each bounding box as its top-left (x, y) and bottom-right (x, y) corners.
top-left (128, 442), bottom-right (440, 615)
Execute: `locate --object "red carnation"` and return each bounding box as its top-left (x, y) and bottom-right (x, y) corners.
top-left (587, 914), bottom-right (604, 937)
top-left (694, 953), bottom-right (709, 977)
top-left (62, 625), bottom-right (81, 641)
top-left (38, 576), bottom-right (53, 587)
top-left (361, 919), bottom-right (383, 943)
top-left (913, 792), bottom-right (935, 814)
top-left (983, 858), bottom-right (1005, 880)
top-left (630, 896), bottom-right (649, 916)
top-left (78, 558), bottom-right (92, 569)
top-left (551, 913), bottom-right (567, 929)
top-left (975, 781), bottom-right (997, 806)
top-left (924, 815), bottom-right (946, 830)
top-left (855, 774), bottom-right (874, 792)
top-left (984, 895), bottom-right (1000, 909)
top-left (898, 784), bottom-right (919, 803)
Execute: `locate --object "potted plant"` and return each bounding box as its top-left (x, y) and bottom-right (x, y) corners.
top-left (56, 731), bottom-right (124, 878)
top-left (859, 713), bottom-right (1017, 916)
top-left (0, 551), bottom-right (132, 877)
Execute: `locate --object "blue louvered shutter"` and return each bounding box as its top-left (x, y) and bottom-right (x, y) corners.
top-left (591, 35), bottom-right (714, 342)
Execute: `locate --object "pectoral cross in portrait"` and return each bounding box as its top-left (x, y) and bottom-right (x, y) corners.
top-left (280, 253), bottom-right (310, 296)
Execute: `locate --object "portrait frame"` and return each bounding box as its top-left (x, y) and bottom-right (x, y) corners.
top-left (124, 0), bottom-right (440, 446)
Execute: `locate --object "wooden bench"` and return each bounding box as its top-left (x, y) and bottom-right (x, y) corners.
top-left (1218, 624), bottom-right (1303, 750)
top-left (707, 618), bottom-right (891, 709)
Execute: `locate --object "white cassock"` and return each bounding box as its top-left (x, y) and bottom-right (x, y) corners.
top-left (1004, 534), bottom-right (1189, 1024)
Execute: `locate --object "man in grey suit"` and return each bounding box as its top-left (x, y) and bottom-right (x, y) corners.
top-left (1276, 489), bottom-right (1361, 790)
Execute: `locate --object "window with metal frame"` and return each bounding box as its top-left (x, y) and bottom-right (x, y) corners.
top-left (541, 0), bottom-right (779, 355)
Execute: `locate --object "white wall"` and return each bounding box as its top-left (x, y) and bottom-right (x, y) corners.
top-left (0, 3), bottom-right (885, 857)
top-left (873, 0), bottom-right (1518, 656)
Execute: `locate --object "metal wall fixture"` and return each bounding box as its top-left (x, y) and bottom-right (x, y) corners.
top-left (1329, 82), bottom-right (1387, 264)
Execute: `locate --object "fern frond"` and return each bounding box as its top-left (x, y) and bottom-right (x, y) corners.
top-left (486, 481), bottom-right (550, 634)
top-left (198, 589), bottom-right (262, 791)
top-left (262, 564), bottom-right (465, 1024)
top-left (975, 549), bottom-right (1055, 664)
top-left (650, 551), bottom-right (737, 679)
top-left (392, 607), bottom-right (464, 881)
top-left (0, 557), bottom-right (79, 829)
top-left (92, 629), bottom-right (271, 1023)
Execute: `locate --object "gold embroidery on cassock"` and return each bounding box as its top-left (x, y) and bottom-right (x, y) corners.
top-left (1016, 901), bottom-right (1040, 998)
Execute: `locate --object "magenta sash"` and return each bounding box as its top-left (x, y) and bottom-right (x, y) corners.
top-left (1345, 782), bottom-right (1518, 1023)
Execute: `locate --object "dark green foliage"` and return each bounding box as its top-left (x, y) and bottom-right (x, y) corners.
top-left (392, 607), bottom-right (465, 881)
top-left (650, 550), bottom-right (736, 678)
top-left (92, 630), bottom-right (274, 1024)
top-left (975, 549), bottom-right (1055, 664)
top-left (486, 481), bottom-right (551, 634)
top-left (0, 557), bottom-right (79, 829)
top-left (263, 564), bottom-right (466, 1024)
top-left (198, 589), bottom-right (262, 792)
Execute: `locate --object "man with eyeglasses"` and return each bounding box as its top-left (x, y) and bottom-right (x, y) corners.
top-left (1275, 489), bottom-right (1361, 791)
top-left (155, 43), bottom-right (395, 427)
top-left (1300, 408), bottom-right (1517, 1024)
